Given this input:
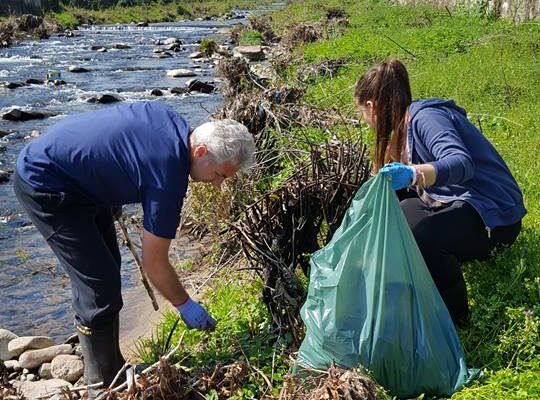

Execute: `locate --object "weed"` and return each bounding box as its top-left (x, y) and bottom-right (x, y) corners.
top-left (239, 29), bottom-right (264, 46)
top-left (175, 259), bottom-right (195, 272)
top-left (199, 38), bottom-right (219, 57)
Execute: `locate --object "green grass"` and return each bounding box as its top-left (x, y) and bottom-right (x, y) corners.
top-left (270, 1), bottom-right (540, 398)
top-left (135, 276), bottom-right (291, 399)
top-left (139, 1), bottom-right (539, 398)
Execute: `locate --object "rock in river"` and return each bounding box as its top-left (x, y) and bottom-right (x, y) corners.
top-left (68, 65), bottom-right (90, 73)
top-left (166, 68), bottom-right (197, 78)
top-left (4, 82), bottom-right (25, 89)
top-left (87, 94), bottom-right (122, 104)
top-left (2, 109), bottom-right (49, 122)
top-left (186, 79), bottom-right (215, 94)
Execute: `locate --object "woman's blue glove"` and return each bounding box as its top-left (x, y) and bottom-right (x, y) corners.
top-left (379, 162), bottom-right (415, 190)
top-left (176, 298), bottom-right (216, 330)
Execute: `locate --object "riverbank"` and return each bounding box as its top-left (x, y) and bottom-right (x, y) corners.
top-left (133, 0), bottom-right (539, 399)
top-left (49, 0), bottom-right (278, 28)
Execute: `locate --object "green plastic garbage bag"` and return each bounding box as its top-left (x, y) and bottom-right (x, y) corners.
top-left (297, 174), bottom-right (477, 398)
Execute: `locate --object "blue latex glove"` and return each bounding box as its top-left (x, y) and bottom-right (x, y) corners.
top-left (379, 162), bottom-right (415, 190)
top-left (176, 298), bottom-right (216, 330)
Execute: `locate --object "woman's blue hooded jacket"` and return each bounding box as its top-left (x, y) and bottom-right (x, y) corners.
top-left (407, 98), bottom-right (526, 231)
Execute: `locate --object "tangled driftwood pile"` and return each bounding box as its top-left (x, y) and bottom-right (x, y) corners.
top-left (232, 140), bottom-right (371, 344)
top-left (210, 9), bottom-right (369, 345)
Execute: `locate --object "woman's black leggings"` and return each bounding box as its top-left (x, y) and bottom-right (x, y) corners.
top-left (398, 191), bottom-right (521, 321)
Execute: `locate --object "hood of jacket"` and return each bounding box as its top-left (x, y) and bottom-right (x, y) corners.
top-left (409, 98), bottom-right (467, 122)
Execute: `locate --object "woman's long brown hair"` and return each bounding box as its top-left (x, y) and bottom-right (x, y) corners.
top-left (354, 59), bottom-right (412, 171)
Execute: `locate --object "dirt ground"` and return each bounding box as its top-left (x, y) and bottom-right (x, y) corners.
top-left (118, 234), bottom-right (206, 360)
top-left (118, 285), bottom-right (169, 359)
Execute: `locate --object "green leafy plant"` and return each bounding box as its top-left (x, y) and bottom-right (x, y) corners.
top-left (198, 38), bottom-right (219, 56)
top-left (239, 29), bottom-right (263, 45)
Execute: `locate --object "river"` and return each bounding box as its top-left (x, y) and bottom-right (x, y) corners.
top-left (0, 9), bottom-right (264, 344)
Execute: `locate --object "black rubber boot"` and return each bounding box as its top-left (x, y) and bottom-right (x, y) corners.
top-left (76, 317), bottom-right (125, 399)
top-left (439, 277), bottom-right (470, 328)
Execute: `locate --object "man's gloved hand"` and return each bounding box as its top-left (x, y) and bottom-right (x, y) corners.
top-left (379, 162), bottom-right (415, 190)
top-left (176, 298), bottom-right (216, 330)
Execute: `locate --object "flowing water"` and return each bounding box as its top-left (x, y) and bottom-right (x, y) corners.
top-left (0, 10), bottom-right (266, 342)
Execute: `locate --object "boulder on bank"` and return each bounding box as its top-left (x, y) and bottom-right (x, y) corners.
top-left (166, 68), bottom-right (197, 78)
top-left (51, 354), bottom-right (84, 383)
top-left (8, 336), bottom-right (54, 358)
top-left (19, 378), bottom-right (72, 399)
top-left (38, 362), bottom-right (52, 379)
top-left (151, 88), bottom-right (164, 96)
top-left (2, 109), bottom-right (49, 122)
top-left (18, 344), bottom-right (72, 369)
top-left (0, 329), bottom-right (18, 361)
top-left (233, 45), bottom-right (265, 61)
top-left (4, 359), bottom-right (21, 371)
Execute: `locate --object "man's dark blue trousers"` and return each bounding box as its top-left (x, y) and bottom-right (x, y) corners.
top-left (13, 171), bottom-right (123, 329)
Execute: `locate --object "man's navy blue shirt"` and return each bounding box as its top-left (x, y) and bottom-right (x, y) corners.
top-left (17, 102), bottom-right (190, 239)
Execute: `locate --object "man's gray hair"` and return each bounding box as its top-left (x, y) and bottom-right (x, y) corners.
top-left (191, 119), bottom-right (255, 171)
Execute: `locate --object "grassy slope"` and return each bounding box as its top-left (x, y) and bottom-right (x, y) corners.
top-left (277, 1), bottom-right (540, 398)
top-left (140, 1), bottom-right (539, 399)
top-left (274, 2), bottom-right (540, 398)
